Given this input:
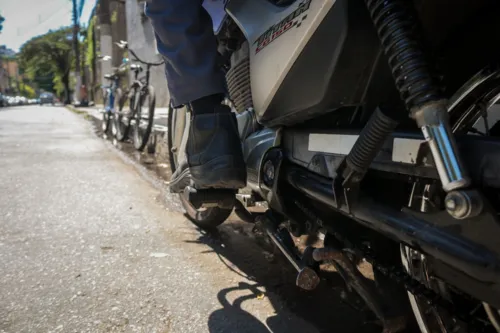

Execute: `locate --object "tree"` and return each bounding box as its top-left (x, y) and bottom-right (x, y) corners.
top-left (30, 63), bottom-right (55, 93)
top-left (72, 0), bottom-right (82, 103)
top-left (18, 27), bottom-right (74, 104)
top-left (84, 16), bottom-right (98, 102)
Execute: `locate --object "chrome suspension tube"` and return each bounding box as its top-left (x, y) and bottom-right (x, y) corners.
top-left (415, 101), bottom-right (470, 191)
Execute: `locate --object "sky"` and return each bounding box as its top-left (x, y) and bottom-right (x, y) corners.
top-left (0, 0), bottom-right (97, 52)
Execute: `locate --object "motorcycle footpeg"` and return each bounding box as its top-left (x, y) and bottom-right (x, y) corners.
top-left (183, 186), bottom-right (235, 209)
top-left (256, 214), bottom-right (321, 290)
top-left (296, 266), bottom-right (321, 291)
top-left (296, 246), bottom-right (321, 290)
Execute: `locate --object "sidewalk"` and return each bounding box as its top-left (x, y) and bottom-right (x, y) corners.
top-left (67, 103), bottom-right (172, 164)
top-left (76, 104), bottom-right (169, 132)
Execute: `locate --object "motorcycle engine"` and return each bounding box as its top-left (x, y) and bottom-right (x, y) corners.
top-left (225, 41), bottom-right (253, 113)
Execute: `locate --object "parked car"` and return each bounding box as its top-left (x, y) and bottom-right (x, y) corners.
top-left (11, 96), bottom-right (22, 106)
top-left (39, 93), bottom-right (55, 105)
top-left (0, 94), bottom-right (6, 107)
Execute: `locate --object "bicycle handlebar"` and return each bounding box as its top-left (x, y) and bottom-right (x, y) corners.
top-left (115, 41), bottom-right (164, 67)
top-left (128, 47), bottom-right (164, 67)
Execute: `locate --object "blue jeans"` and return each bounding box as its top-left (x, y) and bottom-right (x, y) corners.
top-left (144, 0), bottom-right (226, 107)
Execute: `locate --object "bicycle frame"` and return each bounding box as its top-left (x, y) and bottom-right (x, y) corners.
top-left (112, 41), bottom-right (163, 149)
top-left (131, 64), bottom-right (152, 93)
top-left (127, 62), bottom-right (157, 116)
top-left (103, 76), bottom-right (121, 112)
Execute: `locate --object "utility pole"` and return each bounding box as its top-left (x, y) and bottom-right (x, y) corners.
top-left (72, 0), bottom-right (81, 104)
top-left (98, 0), bottom-right (112, 90)
top-left (0, 55), bottom-right (3, 94)
top-left (0, 16), bottom-right (5, 94)
top-left (91, 19), bottom-right (97, 102)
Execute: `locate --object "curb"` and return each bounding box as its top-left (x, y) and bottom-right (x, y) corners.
top-left (65, 105), bottom-right (170, 162)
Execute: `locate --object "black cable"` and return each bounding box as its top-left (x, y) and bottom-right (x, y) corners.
top-left (128, 47), bottom-right (164, 67)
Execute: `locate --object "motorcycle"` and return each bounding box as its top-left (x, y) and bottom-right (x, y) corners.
top-left (167, 0), bottom-right (500, 331)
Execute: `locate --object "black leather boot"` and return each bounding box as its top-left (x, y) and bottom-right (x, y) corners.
top-left (169, 105), bottom-right (246, 193)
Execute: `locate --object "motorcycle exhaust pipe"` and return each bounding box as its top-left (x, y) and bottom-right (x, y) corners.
top-left (284, 164), bottom-right (500, 303)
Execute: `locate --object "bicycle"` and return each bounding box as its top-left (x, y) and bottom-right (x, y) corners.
top-left (101, 59), bottom-right (126, 135)
top-left (113, 41), bottom-right (164, 151)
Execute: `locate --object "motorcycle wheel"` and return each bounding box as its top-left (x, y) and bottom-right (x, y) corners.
top-left (400, 246), bottom-right (469, 333)
top-left (402, 68), bottom-right (500, 333)
top-left (167, 101), bottom-right (232, 229)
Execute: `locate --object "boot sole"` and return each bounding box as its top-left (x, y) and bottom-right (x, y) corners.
top-left (169, 167), bottom-right (246, 193)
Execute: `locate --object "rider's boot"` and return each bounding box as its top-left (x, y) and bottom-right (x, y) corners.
top-left (169, 95), bottom-right (246, 193)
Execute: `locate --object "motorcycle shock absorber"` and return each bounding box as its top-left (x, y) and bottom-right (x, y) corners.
top-left (364, 0), bottom-right (470, 193)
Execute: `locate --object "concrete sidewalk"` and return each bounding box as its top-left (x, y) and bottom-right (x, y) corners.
top-left (0, 105), bottom-right (328, 333)
top-left (77, 104), bottom-right (170, 132)
top-left (67, 103), bottom-right (171, 163)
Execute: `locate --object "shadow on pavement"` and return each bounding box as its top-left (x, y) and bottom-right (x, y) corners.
top-left (208, 282), bottom-right (275, 333)
top-left (79, 109), bottom-right (387, 333)
top-left (186, 225), bottom-right (382, 333)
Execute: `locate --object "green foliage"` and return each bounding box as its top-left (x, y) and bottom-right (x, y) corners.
top-left (53, 75), bottom-right (65, 97)
top-left (0, 54), bottom-right (15, 61)
top-left (22, 84), bottom-right (36, 98)
top-left (20, 55), bottom-right (55, 93)
top-left (7, 77), bottom-right (36, 98)
top-left (111, 10), bottom-right (118, 24)
top-left (9, 79), bottom-right (17, 91)
top-left (32, 66), bottom-right (55, 92)
top-left (85, 16), bottom-right (95, 71)
top-left (18, 27), bottom-right (74, 103)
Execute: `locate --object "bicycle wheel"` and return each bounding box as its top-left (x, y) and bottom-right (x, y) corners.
top-left (133, 85), bottom-right (155, 151)
top-left (101, 92), bottom-right (111, 134)
top-left (113, 88), bottom-right (130, 142)
top-left (110, 88), bottom-right (122, 137)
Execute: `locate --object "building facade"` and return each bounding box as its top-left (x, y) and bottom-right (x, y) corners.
top-left (87, 0), bottom-right (169, 107)
top-left (125, 0), bottom-right (169, 107)
top-left (0, 58), bottom-right (19, 94)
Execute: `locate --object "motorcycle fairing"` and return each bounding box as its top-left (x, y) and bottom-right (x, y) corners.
top-left (226, 0), bottom-right (388, 127)
top-left (226, 0), bottom-right (336, 119)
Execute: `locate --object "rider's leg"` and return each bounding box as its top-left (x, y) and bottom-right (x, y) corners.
top-left (145, 0), bottom-right (246, 192)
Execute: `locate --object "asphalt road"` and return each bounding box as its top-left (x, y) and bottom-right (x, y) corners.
top-left (0, 105), bottom-right (375, 333)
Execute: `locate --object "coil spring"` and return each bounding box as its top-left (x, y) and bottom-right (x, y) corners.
top-left (346, 107), bottom-right (398, 174)
top-left (365, 0), bottom-right (442, 110)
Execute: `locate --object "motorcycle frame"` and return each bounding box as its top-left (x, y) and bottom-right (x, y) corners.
top-left (195, 0), bottom-right (500, 310)
top-left (236, 69), bottom-right (500, 309)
